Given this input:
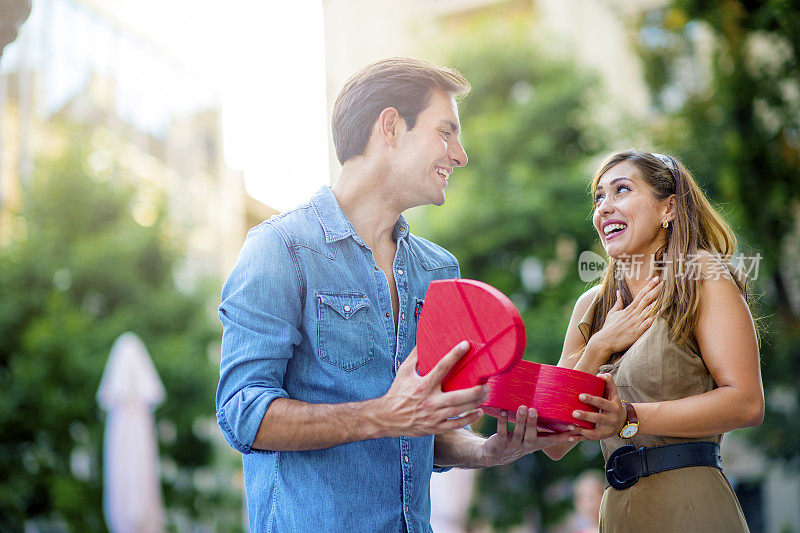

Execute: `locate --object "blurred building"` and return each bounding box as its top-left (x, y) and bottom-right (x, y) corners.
top-left (0, 0), bottom-right (276, 284)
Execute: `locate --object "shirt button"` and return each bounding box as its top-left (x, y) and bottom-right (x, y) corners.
top-left (384, 312), bottom-right (390, 318)
top-left (400, 313), bottom-right (405, 320)
top-left (343, 305), bottom-right (351, 312)
top-left (404, 455), bottom-right (409, 463)
top-left (397, 269), bottom-right (404, 276)
top-left (405, 505), bottom-right (409, 513)
top-left (373, 266), bottom-right (379, 271)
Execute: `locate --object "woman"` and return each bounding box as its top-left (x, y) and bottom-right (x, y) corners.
top-left (544, 150), bottom-right (764, 532)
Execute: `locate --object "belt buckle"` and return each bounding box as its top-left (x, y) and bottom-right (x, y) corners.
top-left (606, 445), bottom-right (638, 490)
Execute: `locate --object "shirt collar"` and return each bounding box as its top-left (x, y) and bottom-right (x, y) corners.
top-left (310, 186), bottom-right (411, 245)
top-left (393, 215), bottom-right (410, 242)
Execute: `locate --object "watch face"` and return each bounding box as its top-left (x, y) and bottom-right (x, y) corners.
top-left (620, 424), bottom-right (638, 438)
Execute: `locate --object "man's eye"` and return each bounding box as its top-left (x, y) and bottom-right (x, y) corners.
top-left (440, 130), bottom-right (451, 139)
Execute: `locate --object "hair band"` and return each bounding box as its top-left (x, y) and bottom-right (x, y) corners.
top-left (651, 152), bottom-right (680, 183)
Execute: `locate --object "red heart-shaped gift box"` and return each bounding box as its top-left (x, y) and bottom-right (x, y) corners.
top-left (416, 278), bottom-right (604, 431)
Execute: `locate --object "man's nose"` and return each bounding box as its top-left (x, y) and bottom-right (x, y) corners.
top-left (450, 139), bottom-right (468, 167)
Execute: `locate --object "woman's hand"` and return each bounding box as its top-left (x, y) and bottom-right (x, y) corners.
top-left (590, 276), bottom-right (663, 357)
top-left (570, 373), bottom-right (627, 441)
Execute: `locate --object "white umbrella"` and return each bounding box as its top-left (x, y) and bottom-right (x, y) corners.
top-left (97, 332), bottom-right (166, 533)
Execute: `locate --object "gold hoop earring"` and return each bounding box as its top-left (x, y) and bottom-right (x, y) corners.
top-left (662, 220), bottom-right (669, 229)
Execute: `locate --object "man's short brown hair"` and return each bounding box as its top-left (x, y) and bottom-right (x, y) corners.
top-left (331, 57), bottom-right (470, 165)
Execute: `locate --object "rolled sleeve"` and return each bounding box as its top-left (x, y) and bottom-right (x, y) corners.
top-left (215, 223), bottom-right (303, 454)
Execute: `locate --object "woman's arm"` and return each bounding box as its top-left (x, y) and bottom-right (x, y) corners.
top-left (575, 271), bottom-right (764, 438)
top-left (632, 270), bottom-right (763, 436)
top-left (544, 286), bottom-right (601, 460)
top-left (546, 278), bottom-right (663, 459)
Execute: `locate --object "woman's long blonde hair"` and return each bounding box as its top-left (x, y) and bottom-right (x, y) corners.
top-left (586, 150), bottom-right (748, 350)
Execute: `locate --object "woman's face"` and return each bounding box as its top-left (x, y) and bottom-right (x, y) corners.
top-left (592, 161), bottom-right (670, 260)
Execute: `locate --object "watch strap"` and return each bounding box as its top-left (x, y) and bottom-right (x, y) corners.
top-left (621, 400), bottom-right (638, 424)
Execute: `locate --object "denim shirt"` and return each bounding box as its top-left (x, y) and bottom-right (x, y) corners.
top-left (216, 186), bottom-right (461, 532)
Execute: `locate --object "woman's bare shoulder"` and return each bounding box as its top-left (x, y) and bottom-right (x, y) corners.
top-left (572, 284), bottom-right (603, 319)
top-left (692, 250), bottom-right (734, 280)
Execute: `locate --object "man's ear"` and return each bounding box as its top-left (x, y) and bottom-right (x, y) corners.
top-left (376, 107), bottom-right (403, 148)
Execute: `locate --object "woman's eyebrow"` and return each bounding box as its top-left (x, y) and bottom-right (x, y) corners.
top-left (596, 176), bottom-right (633, 191)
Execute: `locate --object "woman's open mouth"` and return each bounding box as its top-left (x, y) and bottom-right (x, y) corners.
top-left (602, 222), bottom-right (628, 241)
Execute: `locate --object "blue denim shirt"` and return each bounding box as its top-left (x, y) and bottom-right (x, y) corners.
top-left (216, 186), bottom-right (461, 532)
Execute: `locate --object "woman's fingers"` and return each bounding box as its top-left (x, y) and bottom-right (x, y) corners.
top-left (577, 394), bottom-right (618, 412)
top-left (567, 433), bottom-right (590, 442)
top-left (638, 314), bottom-right (657, 334)
top-left (630, 276), bottom-right (660, 309)
top-left (573, 426), bottom-right (603, 440)
top-left (612, 290), bottom-right (623, 311)
top-left (572, 410), bottom-right (606, 424)
top-left (598, 373), bottom-right (620, 400)
top-left (634, 279), bottom-right (663, 313)
top-left (634, 300), bottom-right (659, 326)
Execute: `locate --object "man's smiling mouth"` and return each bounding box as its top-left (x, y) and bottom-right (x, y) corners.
top-left (435, 167), bottom-right (451, 181)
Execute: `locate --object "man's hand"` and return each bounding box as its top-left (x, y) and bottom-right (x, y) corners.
top-left (479, 407), bottom-right (577, 467)
top-left (570, 373), bottom-right (627, 440)
top-left (374, 341), bottom-right (488, 438)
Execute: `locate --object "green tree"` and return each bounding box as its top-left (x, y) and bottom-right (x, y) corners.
top-left (635, 0), bottom-right (800, 464)
top-left (412, 31), bottom-right (610, 530)
top-left (0, 129), bottom-right (240, 531)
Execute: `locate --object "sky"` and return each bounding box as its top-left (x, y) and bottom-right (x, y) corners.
top-left (83, 0), bottom-right (331, 211)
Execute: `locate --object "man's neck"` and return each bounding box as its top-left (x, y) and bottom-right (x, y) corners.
top-left (331, 162), bottom-right (405, 251)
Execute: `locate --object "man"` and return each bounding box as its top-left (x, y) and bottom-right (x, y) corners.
top-left (216, 58), bottom-right (573, 532)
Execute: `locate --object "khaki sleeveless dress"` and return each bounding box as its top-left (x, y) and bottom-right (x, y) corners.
top-left (578, 296), bottom-right (749, 533)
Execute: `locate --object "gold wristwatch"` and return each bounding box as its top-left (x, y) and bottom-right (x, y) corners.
top-left (618, 400), bottom-right (639, 439)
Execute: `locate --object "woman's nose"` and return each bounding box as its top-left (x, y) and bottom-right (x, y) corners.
top-left (596, 196), bottom-right (615, 215)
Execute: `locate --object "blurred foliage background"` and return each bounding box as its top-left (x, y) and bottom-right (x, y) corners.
top-left (0, 0), bottom-right (798, 531)
top-left (0, 130), bottom-right (242, 531)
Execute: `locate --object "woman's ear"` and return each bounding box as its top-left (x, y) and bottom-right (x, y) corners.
top-left (663, 194), bottom-right (676, 223)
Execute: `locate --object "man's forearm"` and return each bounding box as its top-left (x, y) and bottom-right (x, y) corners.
top-left (432, 427), bottom-right (487, 469)
top-left (252, 397), bottom-right (388, 451)
top-left (249, 343), bottom-right (487, 452)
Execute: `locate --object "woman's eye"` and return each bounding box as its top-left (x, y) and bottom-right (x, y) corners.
top-left (617, 184), bottom-right (631, 193)
top-left (594, 194), bottom-right (604, 205)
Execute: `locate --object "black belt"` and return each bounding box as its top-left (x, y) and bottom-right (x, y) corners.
top-left (605, 442), bottom-right (721, 490)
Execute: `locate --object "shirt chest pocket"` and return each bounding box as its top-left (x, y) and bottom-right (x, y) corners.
top-left (316, 292), bottom-right (374, 371)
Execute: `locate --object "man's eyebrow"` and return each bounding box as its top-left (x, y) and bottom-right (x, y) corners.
top-left (439, 119), bottom-right (460, 134)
